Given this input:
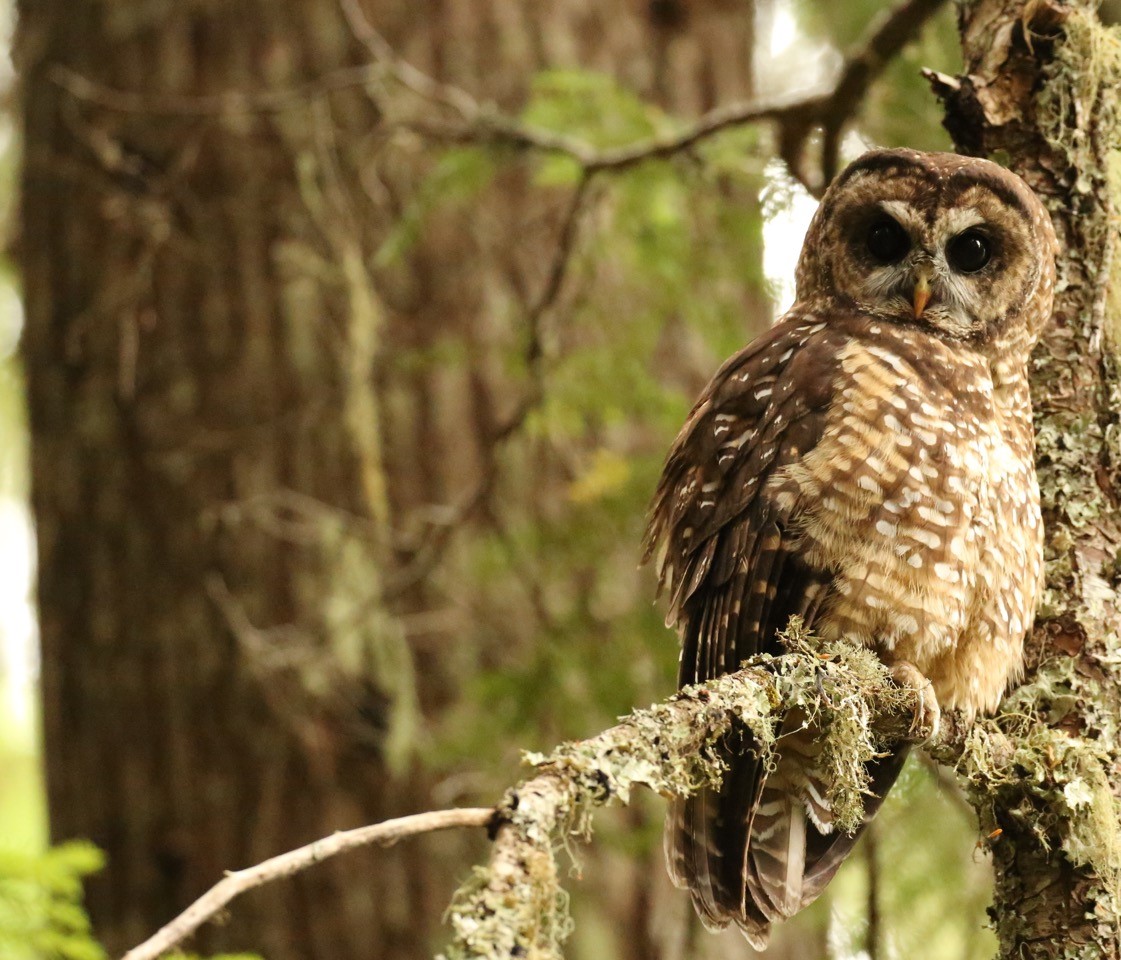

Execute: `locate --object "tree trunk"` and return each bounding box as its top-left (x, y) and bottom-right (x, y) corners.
top-left (17, 2), bottom-right (448, 957)
top-left (935, 1), bottom-right (1121, 955)
top-left (17, 1), bottom-right (767, 958)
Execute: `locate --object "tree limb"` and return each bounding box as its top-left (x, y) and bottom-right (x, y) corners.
top-left (440, 631), bottom-right (928, 960)
top-left (117, 620), bottom-right (1116, 960)
top-left (367, 0), bottom-right (949, 193)
top-left (54, 0), bottom-right (949, 196)
top-left (117, 628), bottom-right (929, 960)
top-left (119, 808), bottom-right (495, 960)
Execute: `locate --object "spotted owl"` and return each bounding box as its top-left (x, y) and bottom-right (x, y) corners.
top-left (644, 148), bottom-right (1056, 947)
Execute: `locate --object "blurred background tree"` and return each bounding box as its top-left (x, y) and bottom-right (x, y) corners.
top-left (1, 0), bottom-right (1010, 958)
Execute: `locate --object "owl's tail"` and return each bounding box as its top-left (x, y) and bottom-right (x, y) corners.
top-left (665, 719), bottom-right (909, 949)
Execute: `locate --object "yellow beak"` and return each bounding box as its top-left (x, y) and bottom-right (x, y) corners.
top-left (912, 266), bottom-right (933, 319)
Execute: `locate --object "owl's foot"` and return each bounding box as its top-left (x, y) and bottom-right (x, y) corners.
top-left (889, 661), bottom-right (941, 741)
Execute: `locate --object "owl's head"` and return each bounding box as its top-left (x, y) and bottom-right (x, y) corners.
top-left (795, 149), bottom-right (1056, 350)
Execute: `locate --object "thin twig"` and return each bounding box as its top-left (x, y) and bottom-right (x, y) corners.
top-left (120, 807), bottom-right (494, 960)
top-left (55, 0), bottom-right (949, 194)
top-left (338, 0), bottom-right (481, 119)
top-left (386, 174), bottom-right (597, 598)
top-left (865, 821), bottom-right (883, 960)
top-left (917, 750), bottom-right (976, 821)
top-left (49, 63), bottom-right (388, 116)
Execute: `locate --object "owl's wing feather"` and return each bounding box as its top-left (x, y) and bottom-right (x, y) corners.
top-left (644, 313), bottom-right (835, 688)
top-left (646, 314), bottom-right (904, 946)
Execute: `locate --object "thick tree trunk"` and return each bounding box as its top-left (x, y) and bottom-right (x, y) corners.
top-left (934, 1), bottom-right (1121, 955)
top-left (16, 3), bottom-right (449, 957)
top-left (17, 1), bottom-right (767, 958)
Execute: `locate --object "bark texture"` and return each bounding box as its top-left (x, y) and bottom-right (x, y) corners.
top-left (931, 1), bottom-right (1121, 955)
top-left (17, 3), bottom-right (436, 957)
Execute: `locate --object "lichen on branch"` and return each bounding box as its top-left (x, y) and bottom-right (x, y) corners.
top-left (439, 622), bottom-right (922, 960)
top-left (439, 614), bottom-right (1121, 960)
top-left (114, 624), bottom-right (1119, 960)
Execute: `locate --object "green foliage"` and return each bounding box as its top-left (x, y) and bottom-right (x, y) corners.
top-left (0, 839), bottom-right (263, 960)
top-left (795, 0), bottom-right (959, 154)
top-left (0, 842), bottom-right (106, 960)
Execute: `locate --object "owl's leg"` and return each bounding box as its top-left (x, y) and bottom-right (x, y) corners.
top-left (888, 661), bottom-right (941, 740)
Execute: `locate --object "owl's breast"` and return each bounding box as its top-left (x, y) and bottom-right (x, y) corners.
top-left (769, 330), bottom-right (1039, 715)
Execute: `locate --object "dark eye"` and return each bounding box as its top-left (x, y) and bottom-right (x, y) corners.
top-left (947, 230), bottom-right (992, 272)
top-left (866, 217), bottom-right (910, 264)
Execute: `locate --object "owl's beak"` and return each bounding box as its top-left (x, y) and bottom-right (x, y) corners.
top-left (912, 266), bottom-right (933, 319)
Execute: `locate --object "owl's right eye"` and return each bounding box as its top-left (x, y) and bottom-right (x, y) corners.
top-left (865, 218), bottom-right (910, 264)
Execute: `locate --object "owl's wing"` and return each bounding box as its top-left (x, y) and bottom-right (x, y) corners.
top-left (644, 314), bottom-right (904, 947)
top-left (644, 315), bottom-right (835, 682)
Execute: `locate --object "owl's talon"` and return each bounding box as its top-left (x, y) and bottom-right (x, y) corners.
top-left (889, 661), bottom-right (941, 741)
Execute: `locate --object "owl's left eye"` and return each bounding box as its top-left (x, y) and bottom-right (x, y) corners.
top-left (947, 230), bottom-right (992, 272)
top-left (866, 217), bottom-right (910, 264)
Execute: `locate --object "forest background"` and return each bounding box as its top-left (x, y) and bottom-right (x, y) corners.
top-left (1, 1), bottom-right (1116, 959)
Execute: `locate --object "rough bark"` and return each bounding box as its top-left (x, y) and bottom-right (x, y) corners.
top-left (16, 3), bottom-right (446, 957)
top-left (929, 1), bottom-right (1121, 955)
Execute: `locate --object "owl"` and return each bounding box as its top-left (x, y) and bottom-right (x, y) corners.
top-left (644, 148), bottom-right (1056, 947)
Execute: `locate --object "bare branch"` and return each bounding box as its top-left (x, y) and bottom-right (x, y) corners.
top-left (120, 807), bottom-right (494, 960)
top-left (819, 0), bottom-right (948, 184)
top-left (386, 173), bottom-right (598, 598)
top-left (55, 0), bottom-right (949, 193)
top-left (338, 0), bottom-right (481, 119)
top-left (388, 0), bottom-right (950, 190)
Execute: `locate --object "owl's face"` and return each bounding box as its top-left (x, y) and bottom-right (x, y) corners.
top-left (796, 150), bottom-right (1055, 347)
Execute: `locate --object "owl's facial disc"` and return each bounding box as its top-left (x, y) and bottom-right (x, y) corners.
top-left (848, 200), bottom-right (1019, 341)
top-left (797, 149), bottom-right (1055, 354)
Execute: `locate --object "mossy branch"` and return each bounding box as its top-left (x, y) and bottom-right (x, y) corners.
top-left (440, 625), bottom-right (928, 960)
top-left (118, 624), bottom-right (1119, 960)
top-left (443, 626), bottom-right (1120, 960)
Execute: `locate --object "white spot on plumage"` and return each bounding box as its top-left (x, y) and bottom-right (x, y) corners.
top-left (857, 475), bottom-right (883, 495)
top-left (907, 528), bottom-right (942, 549)
top-left (933, 562), bottom-right (959, 582)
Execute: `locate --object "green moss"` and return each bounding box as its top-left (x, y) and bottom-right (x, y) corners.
top-left (950, 644), bottom-right (1121, 952)
top-left (439, 627), bottom-right (919, 959)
